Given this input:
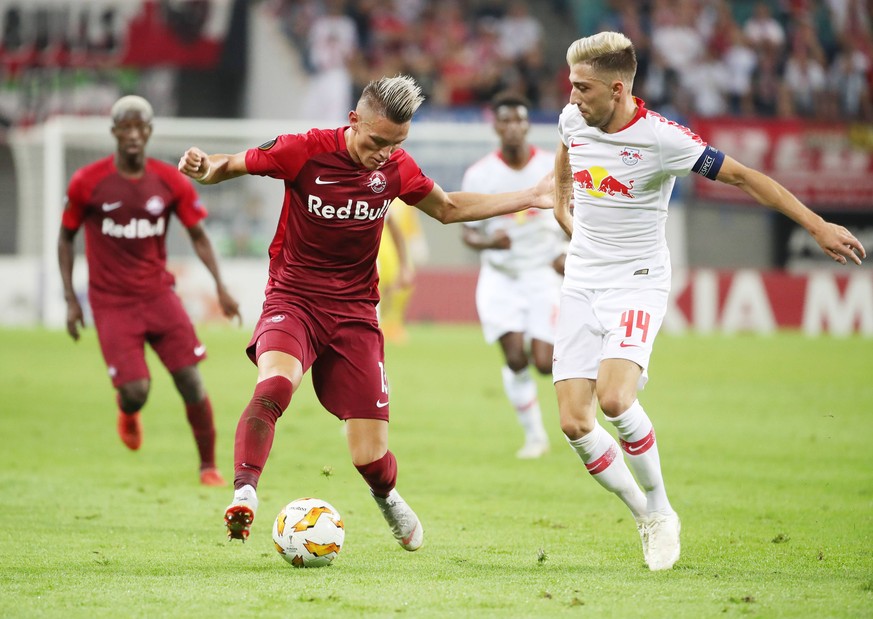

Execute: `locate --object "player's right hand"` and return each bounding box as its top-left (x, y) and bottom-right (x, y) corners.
top-left (66, 299), bottom-right (84, 341)
top-left (178, 147), bottom-right (209, 180)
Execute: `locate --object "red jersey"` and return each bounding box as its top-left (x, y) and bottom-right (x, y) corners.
top-left (62, 155), bottom-right (207, 306)
top-left (245, 127), bottom-right (434, 304)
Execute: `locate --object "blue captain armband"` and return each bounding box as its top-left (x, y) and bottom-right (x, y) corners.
top-left (691, 145), bottom-right (724, 180)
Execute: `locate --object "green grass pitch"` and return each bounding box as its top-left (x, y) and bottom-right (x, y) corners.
top-left (0, 325), bottom-right (870, 618)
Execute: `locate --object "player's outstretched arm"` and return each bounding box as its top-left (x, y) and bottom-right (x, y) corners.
top-left (415, 172), bottom-right (554, 224)
top-left (57, 225), bottom-right (84, 341)
top-left (716, 155), bottom-right (866, 265)
top-left (178, 148), bottom-right (249, 185)
top-left (554, 142), bottom-right (573, 238)
top-left (186, 223), bottom-right (242, 323)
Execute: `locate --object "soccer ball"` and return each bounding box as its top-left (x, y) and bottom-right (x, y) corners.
top-left (272, 497), bottom-right (345, 568)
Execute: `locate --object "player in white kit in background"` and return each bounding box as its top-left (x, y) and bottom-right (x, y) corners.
top-left (461, 92), bottom-right (566, 459)
top-left (553, 32), bottom-right (865, 571)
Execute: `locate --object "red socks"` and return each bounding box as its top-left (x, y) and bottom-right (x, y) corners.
top-left (233, 376), bottom-right (294, 489)
top-left (185, 397), bottom-right (217, 470)
top-left (355, 450), bottom-right (398, 498)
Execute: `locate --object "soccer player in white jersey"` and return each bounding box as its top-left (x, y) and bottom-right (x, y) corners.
top-left (553, 32), bottom-right (865, 571)
top-left (461, 92), bottom-right (565, 459)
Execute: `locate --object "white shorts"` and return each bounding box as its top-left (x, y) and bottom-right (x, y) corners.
top-left (552, 286), bottom-right (668, 389)
top-left (475, 263), bottom-right (561, 344)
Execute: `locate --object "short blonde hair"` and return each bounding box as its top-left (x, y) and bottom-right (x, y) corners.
top-left (111, 95), bottom-right (153, 124)
top-left (359, 75), bottom-right (425, 124)
top-left (566, 32), bottom-right (637, 87)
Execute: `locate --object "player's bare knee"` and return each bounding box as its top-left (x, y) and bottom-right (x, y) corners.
top-left (598, 393), bottom-right (635, 418)
top-left (559, 409), bottom-right (595, 439)
top-left (349, 445), bottom-right (387, 467)
top-left (533, 359), bottom-right (552, 376)
top-left (560, 417), bottom-right (594, 440)
top-left (504, 353), bottom-right (528, 373)
top-left (118, 380), bottom-right (149, 412)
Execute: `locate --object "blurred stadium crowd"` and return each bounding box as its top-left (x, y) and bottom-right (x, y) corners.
top-left (271, 0), bottom-right (873, 122)
top-left (0, 0), bottom-right (870, 127)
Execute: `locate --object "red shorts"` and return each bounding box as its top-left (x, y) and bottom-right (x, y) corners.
top-left (91, 289), bottom-right (205, 388)
top-left (246, 296), bottom-right (389, 421)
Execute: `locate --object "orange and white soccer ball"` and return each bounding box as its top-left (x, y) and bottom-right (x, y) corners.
top-left (272, 498), bottom-right (345, 567)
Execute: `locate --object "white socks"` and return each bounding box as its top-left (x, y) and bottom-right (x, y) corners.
top-left (567, 423), bottom-right (647, 517)
top-left (232, 484), bottom-right (259, 512)
top-left (608, 400), bottom-right (672, 515)
top-left (501, 366), bottom-right (548, 443)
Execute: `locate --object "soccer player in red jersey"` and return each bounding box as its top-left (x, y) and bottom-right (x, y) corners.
top-left (178, 75), bottom-right (553, 547)
top-left (59, 95), bottom-right (241, 487)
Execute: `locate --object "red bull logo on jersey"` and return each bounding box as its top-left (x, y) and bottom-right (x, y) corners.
top-left (101, 217), bottom-right (165, 238)
top-left (366, 171), bottom-right (387, 193)
top-left (144, 195), bottom-right (166, 216)
top-left (619, 147), bottom-right (643, 166)
top-left (573, 166), bottom-right (635, 199)
top-left (307, 195), bottom-right (392, 220)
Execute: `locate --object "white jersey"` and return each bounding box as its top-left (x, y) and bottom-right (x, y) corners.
top-left (559, 100), bottom-right (715, 290)
top-left (461, 147), bottom-right (564, 275)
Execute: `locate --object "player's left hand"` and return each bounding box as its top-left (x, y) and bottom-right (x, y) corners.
top-left (217, 286), bottom-right (242, 324)
top-left (814, 222), bottom-right (866, 265)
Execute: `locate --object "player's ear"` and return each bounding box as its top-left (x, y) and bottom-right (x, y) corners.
top-left (612, 80), bottom-right (624, 99)
top-left (348, 109), bottom-right (359, 129)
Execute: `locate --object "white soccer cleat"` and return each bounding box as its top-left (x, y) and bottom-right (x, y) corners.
top-left (636, 515), bottom-right (650, 565)
top-left (516, 438), bottom-right (550, 459)
top-left (224, 484), bottom-right (258, 542)
top-left (645, 511), bottom-right (681, 570)
top-left (372, 489), bottom-right (424, 551)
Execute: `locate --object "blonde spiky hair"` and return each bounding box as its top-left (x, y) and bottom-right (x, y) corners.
top-left (566, 31), bottom-right (637, 88)
top-left (359, 75), bottom-right (425, 124)
top-left (110, 95), bottom-right (153, 124)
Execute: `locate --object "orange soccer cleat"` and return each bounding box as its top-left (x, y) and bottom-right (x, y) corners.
top-left (199, 467), bottom-right (227, 487)
top-left (117, 411), bottom-right (142, 451)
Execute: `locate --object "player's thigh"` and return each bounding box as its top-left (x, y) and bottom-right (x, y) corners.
top-left (475, 266), bottom-right (525, 344)
top-left (312, 319), bottom-right (389, 421)
top-left (552, 287), bottom-right (601, 383)
top-left (596, 287), bottom-right (668, 389)
top-left (91, 301), bottom-right (149, 387)
top-left (145, 290), bottom-right (205, 373)
top-left (246, 304), bottom-right (318, 376)
top-left (521, 267), bottom-right (561, 344)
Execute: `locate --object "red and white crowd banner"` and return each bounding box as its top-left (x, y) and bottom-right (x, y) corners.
top-left (407, 268), bottom-right (873, 336)
top-left (692, 118), bottom-right (873, 210)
